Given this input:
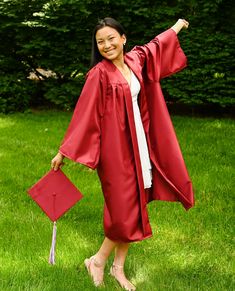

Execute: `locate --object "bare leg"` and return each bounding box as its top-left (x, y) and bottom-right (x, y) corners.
top-left (84, 237), bottom-right (117, 286)
top-left (113, 242), bottom-right (129, 265)
top-left (95, 237), bottom-right (117, 264)
top-left (111, 243), bottom-right (136, 290)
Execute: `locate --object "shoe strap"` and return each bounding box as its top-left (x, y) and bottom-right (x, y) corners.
top-left (112, 263), bottom-right (124, 269)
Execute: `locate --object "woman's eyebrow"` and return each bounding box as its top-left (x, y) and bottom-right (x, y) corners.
top-left (96, 34), bottom-right (115, 41)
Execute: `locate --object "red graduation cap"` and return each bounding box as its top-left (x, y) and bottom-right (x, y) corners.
top-left (27, 168), bottom-right (83, 264)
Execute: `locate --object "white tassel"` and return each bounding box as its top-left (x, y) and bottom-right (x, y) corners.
top-left (48, 221), bottom-right (57, 265)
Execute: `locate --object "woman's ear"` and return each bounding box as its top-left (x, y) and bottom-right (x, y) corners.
top-left (122, 34), bottom-right (127, 45)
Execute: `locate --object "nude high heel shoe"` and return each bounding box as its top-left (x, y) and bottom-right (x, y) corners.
top-left (84, 256), bottom-right (105, 287)
top-left (110, 264), bottom-right (136, 291)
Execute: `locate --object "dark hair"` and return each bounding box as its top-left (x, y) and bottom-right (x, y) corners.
top-left (90, 17), bottom-right (127, 68)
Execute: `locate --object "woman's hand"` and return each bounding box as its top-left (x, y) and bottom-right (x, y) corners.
top-left (51, 152), bottom-right (65, 171)
top-left (171, 19), bottom-right (189, 34)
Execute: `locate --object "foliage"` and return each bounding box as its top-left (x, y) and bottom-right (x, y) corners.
top-left (43, 76), bottom-right (85, 110)
top-left (0, 0), bottom-right (234, 112)
top-left (161, 0), bottom-right (235, 107)
top-left (0, 73), bottom-right (36, 113)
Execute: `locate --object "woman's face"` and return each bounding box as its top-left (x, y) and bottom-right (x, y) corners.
top-left (96, 26), bottom-right (126, 62)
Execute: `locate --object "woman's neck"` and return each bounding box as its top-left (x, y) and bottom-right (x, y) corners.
top-left (112, 55), bottom-right (131, 85)
top-left (112, 55), bottom-right (125, 70)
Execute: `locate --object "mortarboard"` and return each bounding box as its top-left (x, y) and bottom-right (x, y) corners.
top-left (27, 168), bottom-right (83, 264)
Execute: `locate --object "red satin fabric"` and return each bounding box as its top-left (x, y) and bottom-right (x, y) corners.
top-left (59, 29), bottom-right (194, 242)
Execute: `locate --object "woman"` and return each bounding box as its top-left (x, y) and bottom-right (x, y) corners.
top-left (51, 17), bottom-right (194, 290)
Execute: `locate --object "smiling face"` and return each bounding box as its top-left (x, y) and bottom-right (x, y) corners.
top-left (95, 26), bottom-right (126, 63)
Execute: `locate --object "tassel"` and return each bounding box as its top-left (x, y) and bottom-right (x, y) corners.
top-left (48, 221), bottom-right (57, 265)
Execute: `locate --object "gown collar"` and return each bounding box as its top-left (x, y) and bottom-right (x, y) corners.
top-left (101, 57), bottom-right (142, 87)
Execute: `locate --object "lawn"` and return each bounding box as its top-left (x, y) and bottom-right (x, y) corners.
top-left (0, 111), bottom-right (234, 290)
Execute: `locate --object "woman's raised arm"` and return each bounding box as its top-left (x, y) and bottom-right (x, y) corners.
top-left (171, 19), bottom-right (189, 34)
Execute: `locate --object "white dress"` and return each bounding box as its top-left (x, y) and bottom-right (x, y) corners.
top-left (130, 70), bottom-right (152, 189)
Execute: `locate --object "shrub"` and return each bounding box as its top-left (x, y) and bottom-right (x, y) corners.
top-left (0, 73), bottom-right (36, 113)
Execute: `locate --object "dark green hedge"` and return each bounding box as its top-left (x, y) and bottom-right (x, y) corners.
top-left (0, 0), bottom-right (234, 113)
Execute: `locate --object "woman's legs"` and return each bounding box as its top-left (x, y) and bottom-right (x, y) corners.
top-left (85, 238), bottom-right (136, 289)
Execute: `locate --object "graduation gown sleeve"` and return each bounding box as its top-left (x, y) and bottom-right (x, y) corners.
top-left (131, 28), bottom-right (187, 80)
top-left (59, 66), bottom-right (105, 169)
top-left (128, 28), bottom-right (194, 209)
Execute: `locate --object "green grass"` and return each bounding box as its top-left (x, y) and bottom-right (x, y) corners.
top-left (0, 111), bottom-right (234, 291)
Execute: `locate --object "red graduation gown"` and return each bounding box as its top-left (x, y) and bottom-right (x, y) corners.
top-left (59, 28), bottom-right (194, 242)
